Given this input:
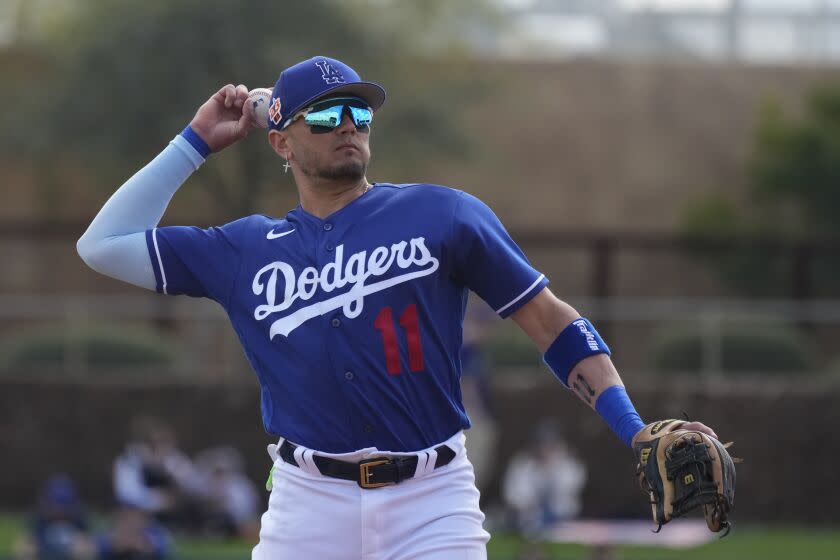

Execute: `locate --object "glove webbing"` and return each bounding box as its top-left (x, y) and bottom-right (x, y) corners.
top-left (666, 439), bottom-right (722, 518)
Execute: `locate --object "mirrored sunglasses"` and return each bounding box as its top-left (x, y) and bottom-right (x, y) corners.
top-left (285, 97), bottom-right (372, 134)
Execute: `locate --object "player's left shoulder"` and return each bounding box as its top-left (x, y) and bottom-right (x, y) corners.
top-left (376, 182), bottom-right (465, 208)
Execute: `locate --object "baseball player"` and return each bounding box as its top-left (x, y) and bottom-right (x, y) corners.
top-left (77, 56), bottom-right (721, 559)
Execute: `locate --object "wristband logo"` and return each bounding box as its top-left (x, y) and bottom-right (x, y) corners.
top-left (573, 319), bottom-right (600, 352)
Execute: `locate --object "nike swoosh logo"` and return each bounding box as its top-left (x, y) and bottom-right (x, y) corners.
top-left (267, 228), bottom-right (296, 240)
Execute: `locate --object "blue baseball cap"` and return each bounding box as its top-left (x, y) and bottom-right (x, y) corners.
top-left (268, 56), bottom-right (386, 130)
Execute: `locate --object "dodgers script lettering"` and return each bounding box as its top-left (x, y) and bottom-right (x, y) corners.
top-left (252, 237), bottom-right (439, 338)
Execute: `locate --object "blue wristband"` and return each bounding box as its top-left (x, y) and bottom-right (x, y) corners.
top-left (180, 125), bottom-right (211, 158)
top-left (543, 317), bottom-right (611, 386)
top-left (595, 385), bottom-right (645, 447)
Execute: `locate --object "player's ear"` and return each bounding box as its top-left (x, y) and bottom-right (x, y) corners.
top-left (268, 130), bottom-right (292, 160)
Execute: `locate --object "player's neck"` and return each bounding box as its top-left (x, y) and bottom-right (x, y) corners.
top-left (296, 176), bottom-right (372, 219)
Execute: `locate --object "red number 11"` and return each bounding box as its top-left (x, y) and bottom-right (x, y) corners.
top-left (373, 304), bottom-right (425, 375)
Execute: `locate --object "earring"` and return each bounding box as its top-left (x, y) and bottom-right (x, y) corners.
top-left (283, 160), bottom-right (291, 173)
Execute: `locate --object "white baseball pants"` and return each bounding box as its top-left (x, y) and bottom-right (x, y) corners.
top-left (251, 431), bottom-right (490, 560)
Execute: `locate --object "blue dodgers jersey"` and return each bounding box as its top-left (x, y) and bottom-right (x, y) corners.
top-left (146, 184), bottom-right (547, 453)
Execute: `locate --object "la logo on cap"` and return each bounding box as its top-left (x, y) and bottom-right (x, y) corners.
top-left (316, 59), bottom-right (346, 85)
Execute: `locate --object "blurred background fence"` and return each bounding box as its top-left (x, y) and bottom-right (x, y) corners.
top-left (3, 230), bottom-right (840, 379)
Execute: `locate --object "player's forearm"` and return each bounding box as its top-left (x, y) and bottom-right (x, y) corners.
top-left (513, 293), bottom-right (625, 407)
top-left (513, 288), bottom-right (644, 446)
top-left (566, 353), bottom-right (623, 410)
top-left (76, 135), bottom-right (205, 288)
top-left (556, 333), bottom-right (645, 446)
top-left (557, 338), bottom-right (645, 447)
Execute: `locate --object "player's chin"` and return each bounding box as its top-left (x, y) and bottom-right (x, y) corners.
top-left (320, 160), bottom-right (367, 182)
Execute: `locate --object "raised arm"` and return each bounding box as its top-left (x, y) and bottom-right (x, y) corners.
top-left (76, 84), bottom-right (256, 289)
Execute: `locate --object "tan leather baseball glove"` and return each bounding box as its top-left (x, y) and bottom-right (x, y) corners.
top-left (633, 420), bottom-right (737, 534)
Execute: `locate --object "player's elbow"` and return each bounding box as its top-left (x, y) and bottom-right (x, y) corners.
top-left (76, 235), bottom-right (94, 267)
top-left (76, 234), bottom-right (109, 274)
top-left (77, 233), bottom-right (94, 264)
top-left (75, 232), bottom-right (157, 291)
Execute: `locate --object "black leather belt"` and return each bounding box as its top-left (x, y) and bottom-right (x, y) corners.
top-left (278, 440), bottom-right (456, 489)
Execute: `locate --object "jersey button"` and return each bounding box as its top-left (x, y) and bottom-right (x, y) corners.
top-left (325, 243), bottom-right (334, 251)
top-left (323, 223), bottom-right (333, 231)
top-left (331, 318), bottom-right (341, 328)
top-left (344, 371), bottom-right (354, 380)
top-left (364, 425), bottom-right (373, 433)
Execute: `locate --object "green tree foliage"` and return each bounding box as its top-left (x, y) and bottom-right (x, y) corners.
top-left (2, 0), bottom-right (493, 218)
top-left (751, 87), bottom-right (840, 235)
top-left (681, 84), bottom-right (840, 297)
top-left (681, 194), bottom-right (795, 297)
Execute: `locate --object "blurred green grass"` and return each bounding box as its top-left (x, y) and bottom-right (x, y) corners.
top-left (2, 513), bottom-right (839, 559)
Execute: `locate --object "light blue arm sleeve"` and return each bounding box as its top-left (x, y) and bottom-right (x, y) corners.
top-left (76, 135), bottom-right (205, 290)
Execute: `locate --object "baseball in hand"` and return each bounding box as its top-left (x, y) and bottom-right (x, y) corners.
top-left (248, 88), bottom-right (273, 129)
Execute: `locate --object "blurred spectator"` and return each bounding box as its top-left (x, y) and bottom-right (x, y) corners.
top-left (95, 505), bottom-right (170, 560)
top-left (192, 446), bottom-right (260, 539)
top-left (13, 474), bottom-right (95, 560)
top-left (502, 420), bottom-right (587, 534)
top-left (113, 417), bottom-right (202, 530)
top-left (460, 301), bottom-right (499, 493)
